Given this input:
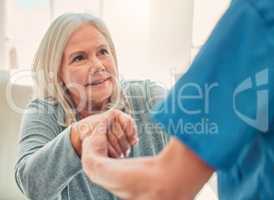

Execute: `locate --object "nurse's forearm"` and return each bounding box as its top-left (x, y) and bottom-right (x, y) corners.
top-left (83, 152), bottom-right (160, 199)
top-left (82, 138), bottom-right (214, 200)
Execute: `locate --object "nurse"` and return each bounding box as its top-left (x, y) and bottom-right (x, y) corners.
top-left (81, 0), bottom-right (274, 199)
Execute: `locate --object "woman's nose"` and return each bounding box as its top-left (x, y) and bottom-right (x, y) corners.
top-left (88, 57), bottom-right (106, 74)
top-left (93, 65), bottom-right (105, 74)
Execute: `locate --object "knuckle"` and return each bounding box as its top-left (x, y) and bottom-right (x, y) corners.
top-left (111, 109), bottom-right (120, 116)
top-left (116, 133), bottom-right (124, 140)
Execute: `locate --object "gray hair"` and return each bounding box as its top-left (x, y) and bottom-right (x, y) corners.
top-left (32, 13), bottom-right (130, 126)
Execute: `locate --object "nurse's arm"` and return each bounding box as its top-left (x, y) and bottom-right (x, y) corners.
top-left (82, 137), bottom-right (214, 200)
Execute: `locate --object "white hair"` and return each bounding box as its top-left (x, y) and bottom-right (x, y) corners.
top-left (32, 13), bottom-right (131, 126)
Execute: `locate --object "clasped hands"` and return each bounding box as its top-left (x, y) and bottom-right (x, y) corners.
top-left (71, 109), bottom-right (139, 159)
top-left (71, 109), bottom-right (143, 200)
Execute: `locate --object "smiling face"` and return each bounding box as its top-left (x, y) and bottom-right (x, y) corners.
top-left (60, 24), bottom-right (117, 112)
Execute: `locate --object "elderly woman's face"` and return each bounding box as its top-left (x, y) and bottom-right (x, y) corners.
top-left (61, 24), bottom-right (117, 109)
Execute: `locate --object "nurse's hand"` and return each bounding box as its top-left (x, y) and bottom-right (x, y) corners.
top-left (70, 109), bottom-right (138, 158)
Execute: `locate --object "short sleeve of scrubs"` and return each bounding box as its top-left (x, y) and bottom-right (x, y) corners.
top-left (151, 0), bottom-right (274, 170)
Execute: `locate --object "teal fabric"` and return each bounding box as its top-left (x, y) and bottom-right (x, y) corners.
top-left (152, 0), bottom-right (274, 199)
top-left (15, 80), bottom-right (169, 200)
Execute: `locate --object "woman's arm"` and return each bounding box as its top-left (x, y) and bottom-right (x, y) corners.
top-left (15, 101), bottom-right (138, 200)
top-left (82, 133), bottom-right (214, 200)
top-left (15, 101), bottom-right (82, 200)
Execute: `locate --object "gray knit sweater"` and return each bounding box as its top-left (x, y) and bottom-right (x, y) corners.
top-left (15, 80), bottom-right (170, 200)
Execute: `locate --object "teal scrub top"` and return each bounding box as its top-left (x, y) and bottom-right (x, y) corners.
top-left (152, 0), bottom-right (274, 199)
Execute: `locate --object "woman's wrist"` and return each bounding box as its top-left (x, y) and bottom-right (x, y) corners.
top-left (70, 123), bottom-right (82, 157)
top-left (70, 120), bottom-right (95, 157)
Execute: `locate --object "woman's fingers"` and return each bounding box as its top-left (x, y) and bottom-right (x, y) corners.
top-left (111, 121), bottom-right (131, 157)
top-left (79, 109), bottom-right (138, 159)
top-left (107, 128), bottom-right (124, 157)
top-left (115, 111), bottom-right (139, 146)
top-left (126, 118), bottom-right (139, 146)
top-left (107, 143), bottom-right (120, 158)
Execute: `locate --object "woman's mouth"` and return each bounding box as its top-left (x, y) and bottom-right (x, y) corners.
top-left (85, 77), bottom-right (111, 87)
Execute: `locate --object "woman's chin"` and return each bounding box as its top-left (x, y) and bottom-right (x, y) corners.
top-left (86, 79), bottom-right (113, 98)
top-left (86, 88), bottom-right (113, 106)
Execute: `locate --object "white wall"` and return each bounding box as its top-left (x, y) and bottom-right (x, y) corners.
top-left (103, 0), bottom-right (194, 86)
top-left (0, 71), bottom-right (32, 199)
top-left (54, 0), bottom-right (101, 17)
top-left (149, 0), bottom-right (194, 83)
top-left (0, 0), bottom-right (7, 70)
top-left (102, 0), bottom-right (151, 81)
top-left (191, 0), bottom-right (230, 60)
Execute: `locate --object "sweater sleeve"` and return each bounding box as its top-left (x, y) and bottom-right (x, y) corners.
top-left (145, 80), bottom-right (171, 145)
top-left (14, 100), bottom-right (82, 200)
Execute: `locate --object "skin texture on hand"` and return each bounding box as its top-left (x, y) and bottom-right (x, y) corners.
top-left (70, 125), bottom-right (82, 156)
top-left (81, 136), bottom-right (214, 200)
top-left (70, 109), bottom-right (139, 158)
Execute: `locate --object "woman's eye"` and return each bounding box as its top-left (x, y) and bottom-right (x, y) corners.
top-left (99, 48), bottom-right (109, 56)
top-left (72, 55), bottom-right (86, 63)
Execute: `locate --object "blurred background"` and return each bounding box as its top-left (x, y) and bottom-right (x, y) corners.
top-left (0, 0), bottom-right (230, 199)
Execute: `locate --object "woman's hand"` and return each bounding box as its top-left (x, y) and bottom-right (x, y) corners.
top-left (107, 112), bottom-right (139, 158)
top-left (70, 109), bottom-right (138, 158)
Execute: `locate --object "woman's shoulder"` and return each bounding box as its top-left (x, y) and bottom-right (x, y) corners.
top-left (23, 98), bottom-right (66, 129)
top-left (121, 79), bottom-right (167, 95)
top-left (121, 79), bottom-right (168, 111)
top-left (24, 98), bottom-right (65, 123)
top-left (26, 97), bottom-right (59, 113)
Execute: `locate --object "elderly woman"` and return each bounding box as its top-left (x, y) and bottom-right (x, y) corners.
top-left (14, 13), bottom-right (169, 200)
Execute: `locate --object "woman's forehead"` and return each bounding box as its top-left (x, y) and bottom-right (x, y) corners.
top-left (64, 24), bottom-right (108, 54)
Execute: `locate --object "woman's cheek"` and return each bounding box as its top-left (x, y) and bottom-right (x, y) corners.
top-left (106, 62), bottom-right (117, 77)
top-left (68, 69), bottom-right (87, 86)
